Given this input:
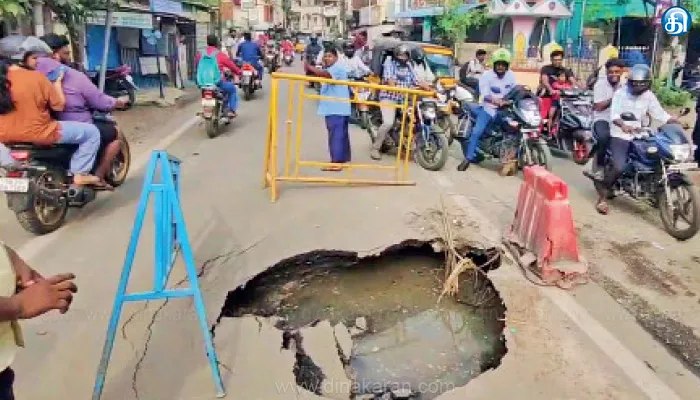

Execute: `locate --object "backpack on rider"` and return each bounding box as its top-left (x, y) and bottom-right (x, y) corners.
top-left (196, 50), bottom-right (222, 87)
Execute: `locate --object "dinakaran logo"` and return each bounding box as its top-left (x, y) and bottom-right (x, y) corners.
top-left (662, 6), bottom-right (692, 36)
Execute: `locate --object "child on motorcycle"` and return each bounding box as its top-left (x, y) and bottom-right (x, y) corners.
top-left (547, 70), bottom-right (574, 136)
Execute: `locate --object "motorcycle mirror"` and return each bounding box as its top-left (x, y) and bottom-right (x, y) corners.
top-left (620, 112), bottom-right (637, 122)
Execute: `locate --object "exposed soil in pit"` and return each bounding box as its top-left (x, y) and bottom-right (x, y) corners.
top-left (219, 241), bottom-right (507, 399)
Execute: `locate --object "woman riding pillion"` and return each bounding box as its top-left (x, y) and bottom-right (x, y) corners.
top-left (0, 36), bottom-right (101, 187)
top-left (456, 48), bottom-right (516, 171)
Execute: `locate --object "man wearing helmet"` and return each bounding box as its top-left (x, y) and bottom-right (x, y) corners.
top-left (341, 41), bottom-right (370, 79)
top-left (457, 48), bottom-right (516, 171)
top-left (371, 43), bottom-right (431, 160)
top-left (596, 64), bottom-right (680, 215)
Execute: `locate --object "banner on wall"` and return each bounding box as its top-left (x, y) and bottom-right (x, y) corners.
top-left (86, 11), bottom-right (153, 30)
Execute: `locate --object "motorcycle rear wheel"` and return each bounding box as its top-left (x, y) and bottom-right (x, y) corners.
top-left (16, 170), bottom-right (68, 235)
top-left (658, 182), bottom-right (700, 241)
top-left (104, 137), bottom-right (131, 187)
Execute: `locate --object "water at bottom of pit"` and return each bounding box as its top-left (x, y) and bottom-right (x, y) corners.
top-left (221, 243), bottom-right (507, 399)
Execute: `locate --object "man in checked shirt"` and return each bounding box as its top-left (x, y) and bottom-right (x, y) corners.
top-left (371, 44), bottom-right (432, 160)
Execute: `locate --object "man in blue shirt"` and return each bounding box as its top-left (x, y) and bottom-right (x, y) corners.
top-left (457, 48), bottom-right (517, 171)
top-left (236, 32), bottom-right (264, 87)
top-left (305, 48), bottom-right (351, 170)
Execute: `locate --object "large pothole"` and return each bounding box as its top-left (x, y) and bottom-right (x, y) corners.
top-left (218, 240), bottom-right (507, 399)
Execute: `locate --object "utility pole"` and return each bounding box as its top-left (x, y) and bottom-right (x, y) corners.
top-left (98, 0), bottom-right (114, 91)
top-left (339, 0), bottom-right (347, 37)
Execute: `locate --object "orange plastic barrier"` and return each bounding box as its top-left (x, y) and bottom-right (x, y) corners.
top-left (504, 166), bottom-right (587, 284)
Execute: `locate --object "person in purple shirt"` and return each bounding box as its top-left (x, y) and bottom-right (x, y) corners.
top-left (36, 34), bottom-right (127, 190)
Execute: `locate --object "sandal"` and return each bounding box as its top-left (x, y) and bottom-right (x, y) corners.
top-left (93, 179), bottom-right (114, 191)
top-left (227, 111), bottom-right (237, 119)
top-left (595, 201), bottom-right (609, 215)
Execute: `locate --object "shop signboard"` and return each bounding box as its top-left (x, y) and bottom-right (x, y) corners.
top-left (86, 11), bottom-right (154, 30)
top-left (150, 0), bottom-right (184, 15)
top-left (241, 0), bottom-right (255, 10)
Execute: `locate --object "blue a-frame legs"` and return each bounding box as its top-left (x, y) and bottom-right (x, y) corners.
top-left (92, 151), bottom-right (225, 399)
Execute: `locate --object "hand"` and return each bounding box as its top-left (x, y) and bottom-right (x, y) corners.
top-left (5, 246), bottom-right (43, 288)
top-left (12, 273), bottom-right (77, 319)
top-left (115, 98), bottom-right (129, 109)
top-left (621, 125), bottom-right (636, 134)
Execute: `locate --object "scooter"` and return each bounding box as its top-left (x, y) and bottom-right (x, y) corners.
top-left (0, 113), bottom-right (131, 235)
top-left (544, 89), bottom-right (594, 165)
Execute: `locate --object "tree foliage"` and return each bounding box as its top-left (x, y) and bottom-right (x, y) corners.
top-left (0, 0), bottom-right (31, 17)
top-left (436, 0), bottom-right (488, 44)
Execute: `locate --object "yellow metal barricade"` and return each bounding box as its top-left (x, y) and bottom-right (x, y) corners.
top-left (263, 72), bottom-right (433, 201)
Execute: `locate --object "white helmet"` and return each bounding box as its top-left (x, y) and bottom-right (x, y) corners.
top-left (0, 35), bottom-right (52, 60)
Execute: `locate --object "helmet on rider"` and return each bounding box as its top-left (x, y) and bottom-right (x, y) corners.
top-left (491, 47), bottom-right (511, 77)
top-left (627, 64), bottom-right (652, 96)
top-left (394, 44), bottom-right (410, 65)
top-left (342, 42), bottom-right (355, 58)
top-left (0, 35), bottom-right (52, 69)
top-left (411, 47), bottom-right (425, 64)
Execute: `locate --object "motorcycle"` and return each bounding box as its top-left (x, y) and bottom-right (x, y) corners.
top-left (544, 88), bottom-right (594, 165)
top-left (264, 46), bottom-right (279, 73)
top-left (0, 113), bottom-right (131, 235)
top-left (584, 112), bottom-right (700, 240)
top-left (283, 51), bottom-right (294, 66)
top-left (432, 82), bottom-right (474, 146)
top-left (88, 65), bottom-right (137, 109)
top-left (349, 76), bottom-right (371, 129)
top-left (239, 62), bottom-right (259, 101)
top-left (366, 98), bottom-right (450, 171)
top-left (457, 86), bottom-right (551, 172)
top-left (200, 86), bottom-right (230, 138)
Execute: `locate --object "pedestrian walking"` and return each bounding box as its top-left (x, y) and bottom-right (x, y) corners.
top-left (304, 48), bottom-right (351, 171)
top-left (0, 243), bottom-right (77, 398)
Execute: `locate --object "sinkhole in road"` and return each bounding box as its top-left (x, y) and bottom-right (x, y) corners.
top-left (219, 240), bottom-right (507, 399)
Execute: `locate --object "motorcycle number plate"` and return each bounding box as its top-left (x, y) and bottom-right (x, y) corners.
top-left (669, 162), bottom-right (698, 171)
top-left (201, 99), bottom-right (217, 107)
top-left (0, 177), bottom-right (29, 193)
top-left (243, 71), bottom-right (253, 76)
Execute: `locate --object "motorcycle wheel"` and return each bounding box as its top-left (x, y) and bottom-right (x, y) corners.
top-left (104, 136), bottom-right (131, 187)
top-left (244, 86), bottom-right (253, 101)
top-left (16, 170), bottom-right (68, 235)
top-left (205, 105), bottom-right (220, 138)
top-left (415, 133), bottom-right (449, 171)
top-left (658, 182), bottom-right (700, 241)
top-left (521, 140), bottom-right (552, 171)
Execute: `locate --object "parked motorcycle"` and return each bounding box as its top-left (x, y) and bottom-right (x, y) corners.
top-left (88, 65), bottom-right (137, 109)
top-left (0, 114), bottom-right (131, 235)
top-left (457, 86), bottom-right (551, 171)
top-left (239, 62), bottom-right (259, 101)
top-left (545, 88), bottom-right (594, 165)
top-left (366, 98), bottom-right (450, 171)
top-left (584, 112), bottom-right (700, 240)
top-left (283, 51), bottom-right (294, 66)
top-left (200, 86), bottom-right (230, 138)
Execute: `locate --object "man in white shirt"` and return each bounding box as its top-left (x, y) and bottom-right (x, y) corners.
top-left (223, 29), bottom-right (238, 59)
top-left (597, 64), bottom-right (680, 214)
top-left (590, 57), bottom-right (625, 179)
top-left (341, 42), bottom-right (371, 79)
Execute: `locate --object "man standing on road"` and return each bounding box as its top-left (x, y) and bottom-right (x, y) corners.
top-left (459, 49), bottom-right (487, 88)
top-left (304, 48), bottom-right (351, 171)
top-left (590, 58), bottom-right (625, 180)
top-left (371, 44), bottom-right (431, 161)
top-left (224, 29), bottom-right (238, 59)
top-left (0, 243), bottom-right (78, 398)
top-left (597, 64), bottom-right (680, 215)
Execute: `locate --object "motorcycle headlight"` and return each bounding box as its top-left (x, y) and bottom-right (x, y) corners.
top-left (422, 107), bottom-right (437, 120)
top-left (522, 110), bottom-right (541, 127)
top-left (670, 144), bottom-right (692, 161)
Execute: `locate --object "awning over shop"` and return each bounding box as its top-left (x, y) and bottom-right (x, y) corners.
top-left (394, 3), bottom-right (483, 19)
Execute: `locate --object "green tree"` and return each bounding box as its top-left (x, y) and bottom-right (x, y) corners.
top-left (0, 0), bottom-right (31, 16)
top-left (436, 0), bottom-right (488, 45)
